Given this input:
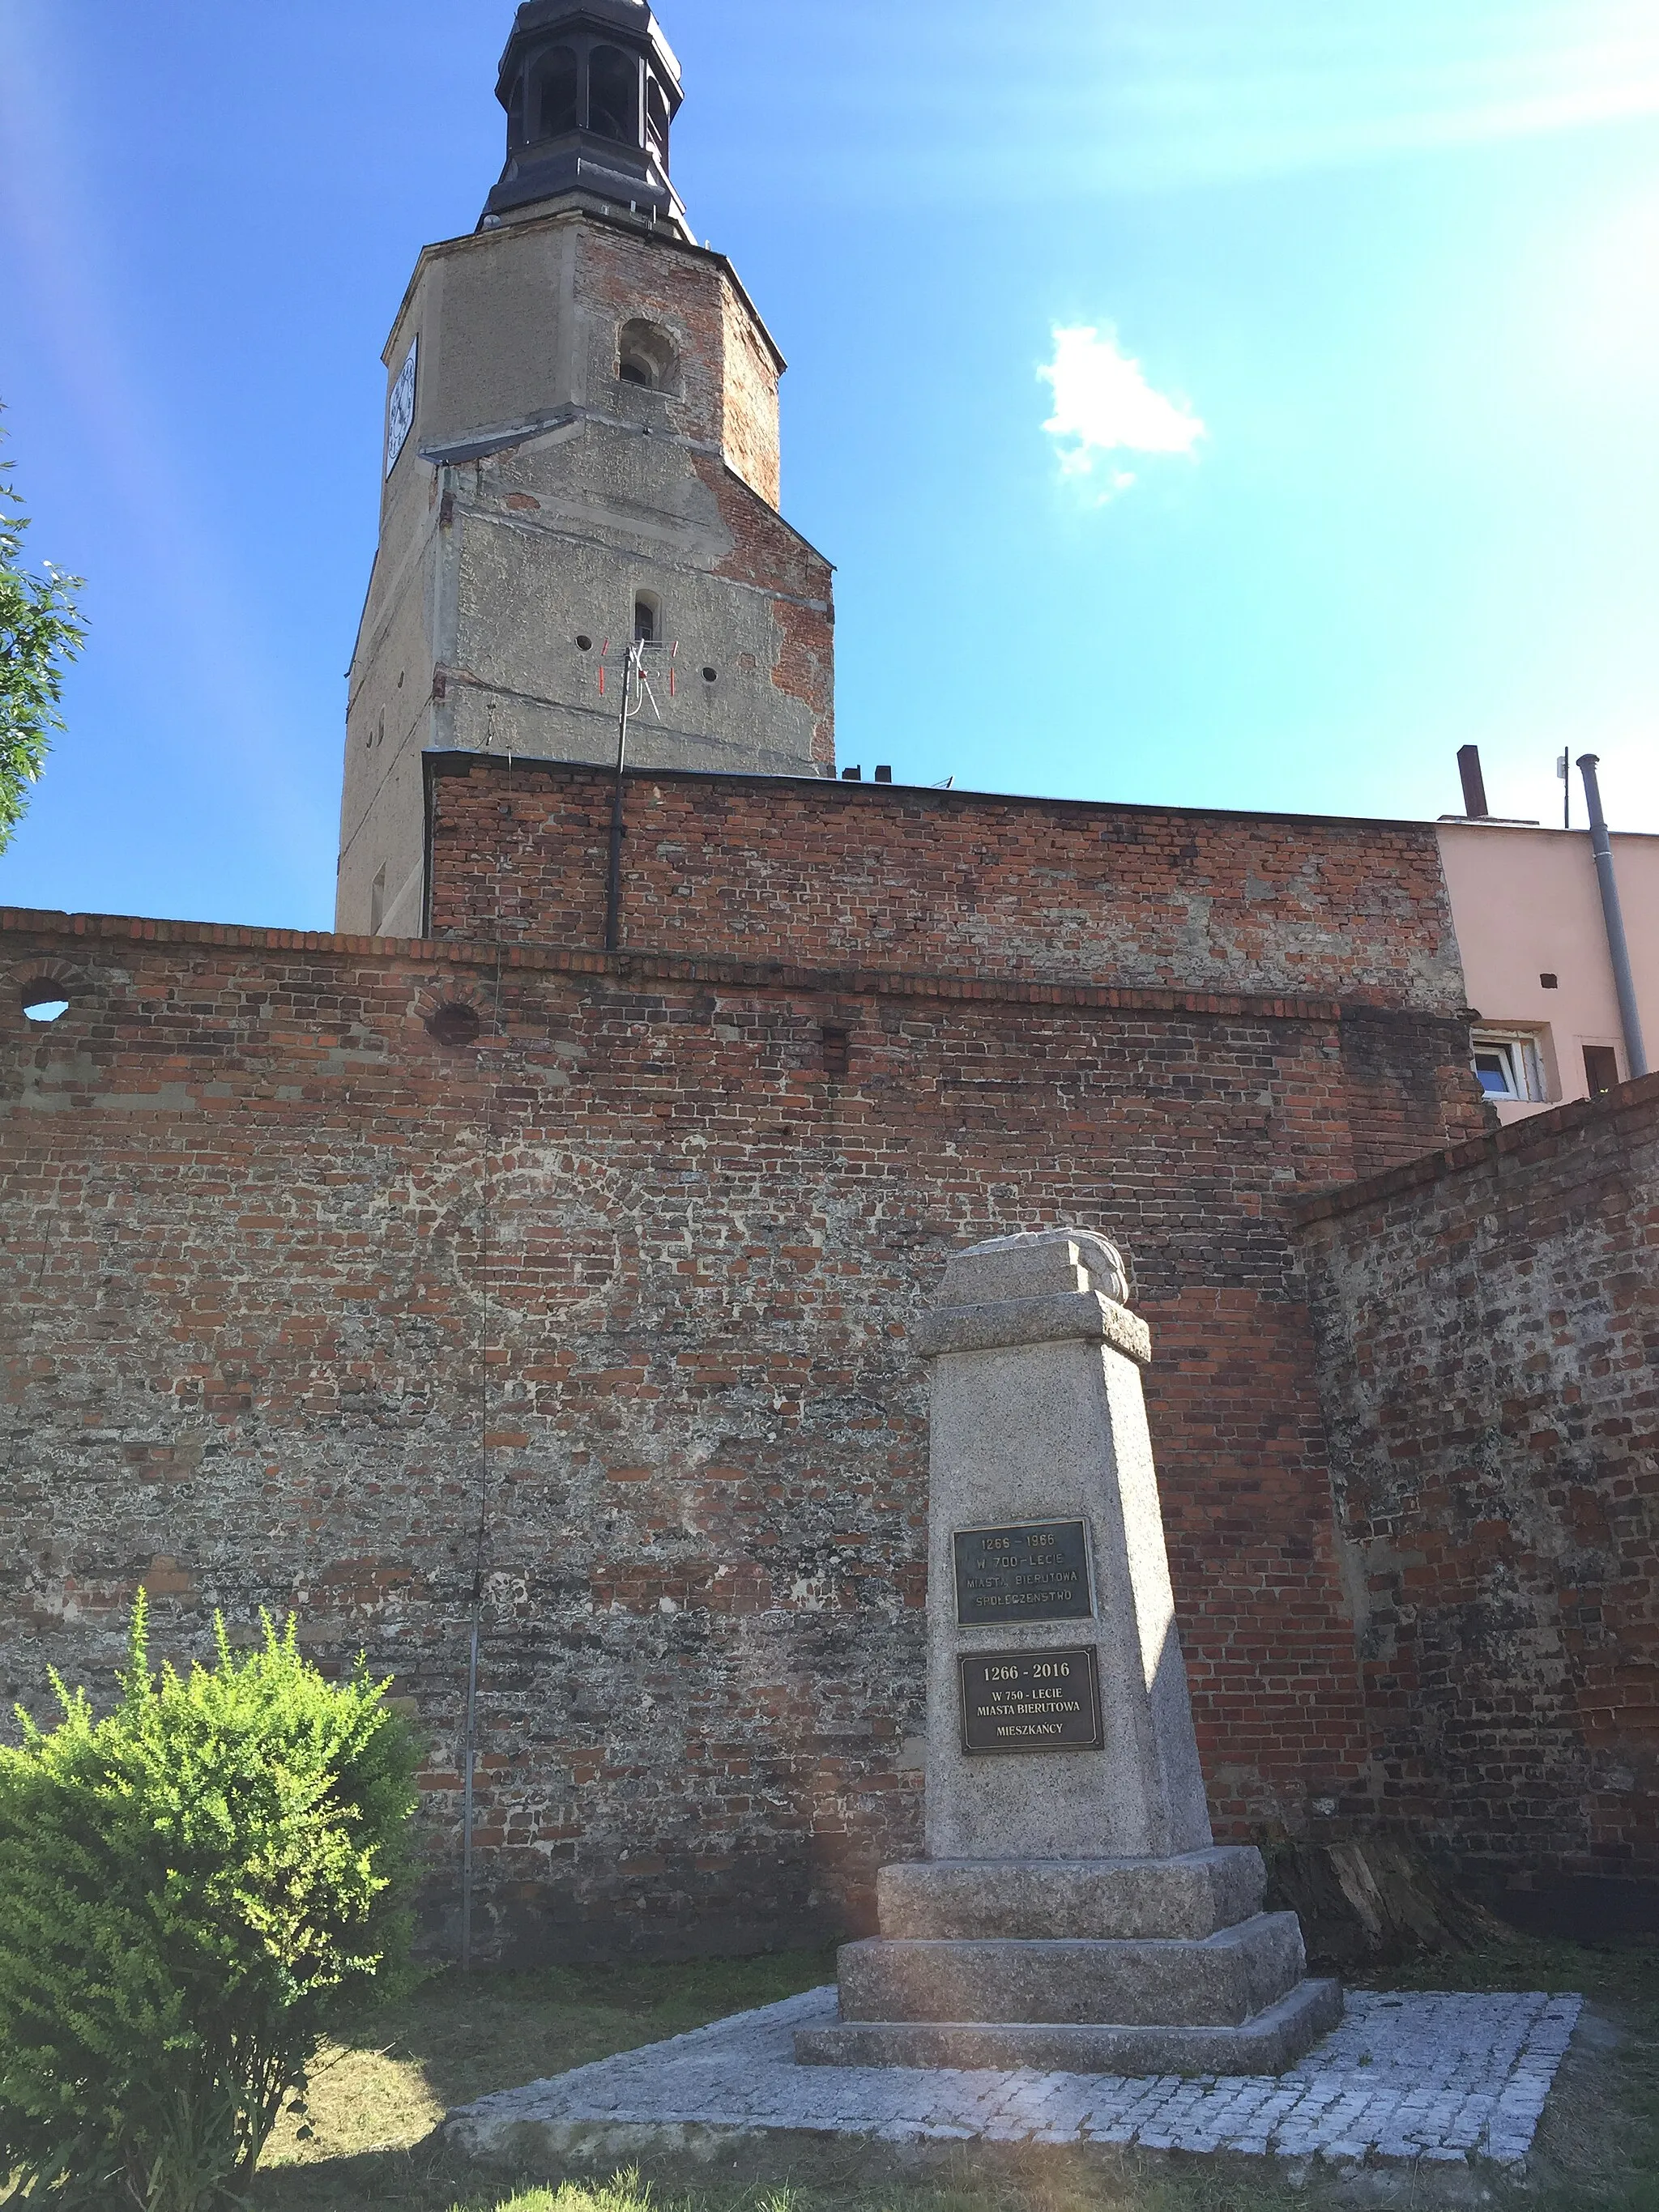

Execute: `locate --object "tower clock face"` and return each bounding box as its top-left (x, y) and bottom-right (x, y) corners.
top-left (386, 339), bottom-right (418, 478)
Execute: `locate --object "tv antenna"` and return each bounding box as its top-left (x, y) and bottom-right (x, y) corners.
top-left (599, 636), bottom-right (676, 953)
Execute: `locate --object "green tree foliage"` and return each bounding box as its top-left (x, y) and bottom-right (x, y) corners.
top-left (0, 410), bottom-right (85, 855)
top-left (0, 1596), bottom-right (419, 2210)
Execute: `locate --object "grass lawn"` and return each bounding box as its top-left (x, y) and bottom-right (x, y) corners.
top-left (249, 1936), bottom-right (1659, 2212)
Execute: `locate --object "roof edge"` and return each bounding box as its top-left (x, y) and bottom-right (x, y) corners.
top-left (424, 747), bottom-right (1457, 839)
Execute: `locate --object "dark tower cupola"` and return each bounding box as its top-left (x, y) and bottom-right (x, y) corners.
top-left (484, 0), bottom-right (689, 235)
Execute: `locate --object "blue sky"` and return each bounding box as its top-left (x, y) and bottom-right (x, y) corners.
top-left (2, 0), bottom-right (1657, 931)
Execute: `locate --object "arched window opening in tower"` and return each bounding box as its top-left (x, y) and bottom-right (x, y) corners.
top-left (537, 48), bottom-right (578, 138)
top-left (589, 47), bottom-right (638, 143)
top-left (617, 319), bottom-right (676, 393)
top-left (634, 596), bottom-right (659, 646)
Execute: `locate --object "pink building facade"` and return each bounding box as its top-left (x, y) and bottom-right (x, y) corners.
top-left (1438, 821), bottom-right (1658, 1126)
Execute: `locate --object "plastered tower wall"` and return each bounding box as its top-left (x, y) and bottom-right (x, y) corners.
top-left (339, 207), bottom-right (835, 942)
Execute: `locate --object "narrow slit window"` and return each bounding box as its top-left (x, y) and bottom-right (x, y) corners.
top-left (634, 596), bottom-right (659, 645)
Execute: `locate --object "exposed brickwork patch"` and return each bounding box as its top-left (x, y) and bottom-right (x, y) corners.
top-left (0, 890), bottom-right (1486, 1959)
top-left (425, 759), bottom-right (1477, 1039)
top-left (1293, 1074), bottom-right (1659, 1895)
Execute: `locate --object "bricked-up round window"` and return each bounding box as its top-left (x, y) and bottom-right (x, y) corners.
top-left (21, 982), bottom-right (71, 1025)
top-left (428, 1002), bottom-right (482, 1049)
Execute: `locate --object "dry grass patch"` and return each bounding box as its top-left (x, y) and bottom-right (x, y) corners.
top-left (250, 1950), bottom-right (837, 2207)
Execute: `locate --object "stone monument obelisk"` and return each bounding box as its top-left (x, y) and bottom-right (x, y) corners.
top-left (796, 1228), bottom-right (1341, 2074)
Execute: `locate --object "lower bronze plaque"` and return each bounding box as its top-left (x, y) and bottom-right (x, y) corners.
top-left (957, 1647), bottom-right (1103, 1756)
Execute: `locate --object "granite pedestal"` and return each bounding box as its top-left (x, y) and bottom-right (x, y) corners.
top-left (796, 1228), bottom-right (1340, 2076)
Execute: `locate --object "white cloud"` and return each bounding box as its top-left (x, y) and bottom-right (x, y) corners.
top-left (1039, 326), bottom-right (1205, 496)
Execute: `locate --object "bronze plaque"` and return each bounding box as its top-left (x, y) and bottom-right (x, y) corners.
top-left (953, 1519), bottom-right (1094, 1626)
top-left (958, 1647), bottom-right (1103, 1756)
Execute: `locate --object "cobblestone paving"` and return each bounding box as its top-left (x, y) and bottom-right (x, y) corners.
top-left (446, 1986), bottom-right (1582, 2169)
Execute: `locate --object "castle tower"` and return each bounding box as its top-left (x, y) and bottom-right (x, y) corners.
top-left (337, 0), bottom-right (836, 938)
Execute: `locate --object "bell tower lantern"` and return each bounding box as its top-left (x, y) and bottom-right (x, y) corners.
top-left (335, 0), bottom-right (837, 941)
top-left (485, 0), bottom-right (690, 237)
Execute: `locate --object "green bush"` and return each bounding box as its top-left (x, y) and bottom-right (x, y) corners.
top-left (0, 1596), bottom-right (419, 2210)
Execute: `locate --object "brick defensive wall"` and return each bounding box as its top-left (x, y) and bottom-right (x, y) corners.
top-left (1293, 1072), bottom-right (1659, 1926)
top-left (0, 769), bottom-right (1491, 1958)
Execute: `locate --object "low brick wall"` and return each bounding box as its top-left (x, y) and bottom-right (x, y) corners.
top-left (1292, 1074), bottom-right (1659, 1923)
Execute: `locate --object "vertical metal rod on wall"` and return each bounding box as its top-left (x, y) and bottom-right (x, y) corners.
top-left (604, 640), bottom-right (643, 953)
top-left (460, 956), bottom-right (505, 1970)
top-left (1577, 754), bottom-right (1649, 1080)
top-left (460, 1605), bottom-right (480, 1971)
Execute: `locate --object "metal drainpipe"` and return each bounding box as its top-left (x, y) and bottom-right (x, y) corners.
top-left (1576, 754), bottom-right (1648, 1080)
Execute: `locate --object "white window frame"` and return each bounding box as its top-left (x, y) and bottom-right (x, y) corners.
top-left (1470, 1029), bottom-right (1546, 1103)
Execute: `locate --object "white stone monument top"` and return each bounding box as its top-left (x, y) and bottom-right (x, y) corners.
top-left (919, 1230), bottom-right (1150, 1367)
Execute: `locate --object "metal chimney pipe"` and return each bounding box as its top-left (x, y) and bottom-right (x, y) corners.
top-left (1456, 744), bottom-right (1490, 819)
top-left (1576, 754), bottom-right (1648, 1081)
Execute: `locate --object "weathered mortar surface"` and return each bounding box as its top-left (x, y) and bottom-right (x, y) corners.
top-left (1291, 1072), bottom-right (1659, 1899)
top-left (0, 901), bottom-right (1486, 1957)
top-left (436, 441), bottom-right (831, 769)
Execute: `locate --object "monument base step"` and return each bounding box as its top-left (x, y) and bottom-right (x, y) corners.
top-left (877, 1848), bottom-right (1267, 1941)
top-left (794, 1975), bottom-right (1344, 2078)
top-left (838, 1912), bottom-right (1307, 2029)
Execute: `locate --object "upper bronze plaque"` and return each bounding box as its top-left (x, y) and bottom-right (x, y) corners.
top-left (953, 1519), bottom-right (1094, 1626)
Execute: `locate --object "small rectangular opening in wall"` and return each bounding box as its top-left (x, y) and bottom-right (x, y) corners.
top-left (1584, 1044), bottom-right (1620, 1095)
top-left (369, 865), bottom-right (387, 936)
top-left (821, 1025), bottom-right (851, 1078)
